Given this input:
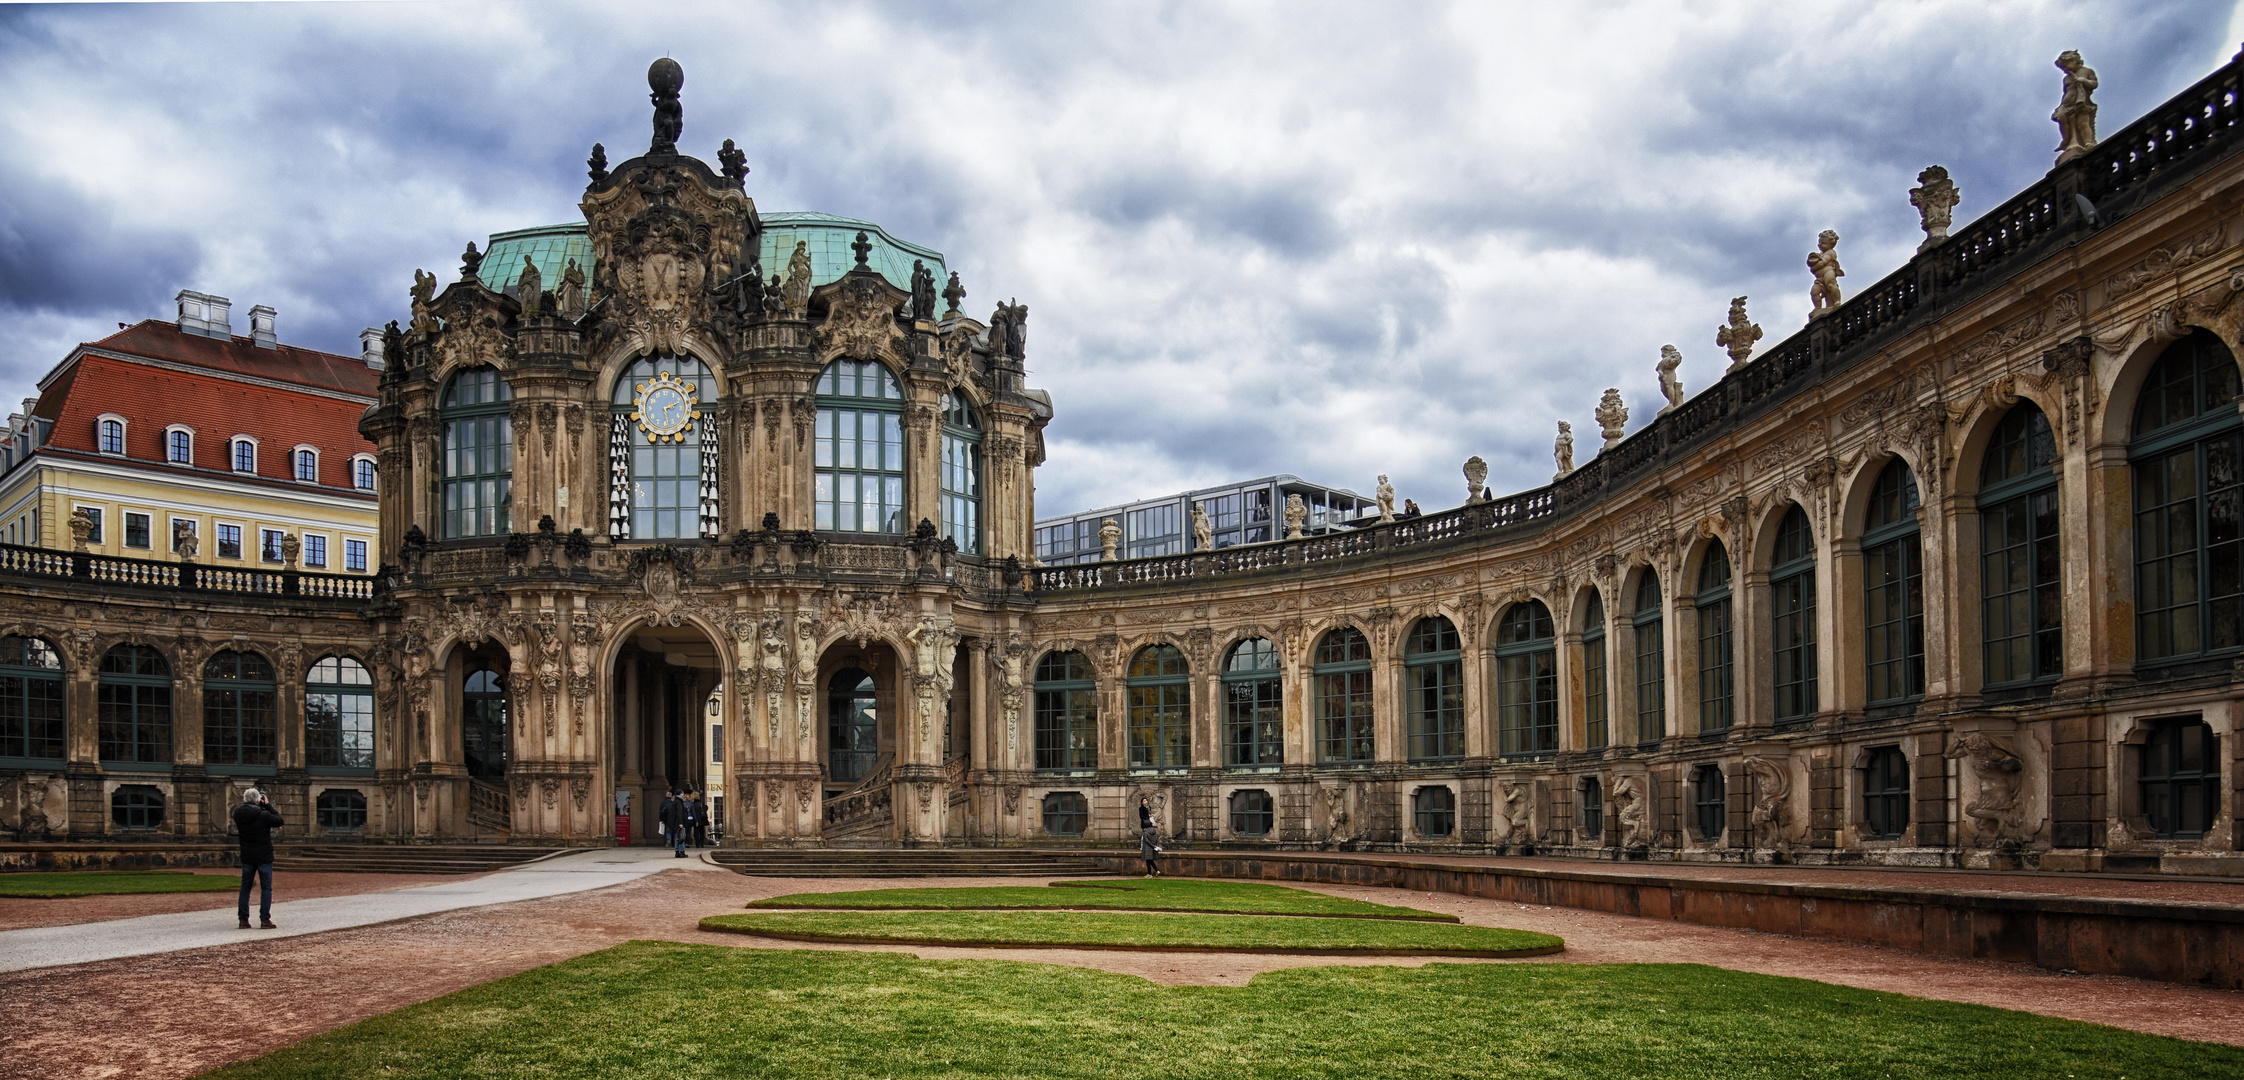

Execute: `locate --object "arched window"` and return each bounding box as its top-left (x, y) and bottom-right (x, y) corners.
top-left (1496, 601), bottom-right (1557, 757)
top-left (1222, 639), bottom-right (1282, 767)
top-left (1981, 402), bottom-right (2062, 685)
top-left (203, 650), bottom-right (276, 768)
top-left (1696, 542), bottom-right (1735, 731)
top-left (98, 645), bottom-right (172, 764)
top-left (354, 457), bottom-right (377, 491)
top-left (1582, 592), bottom-right (1608, 750)
top-left (441, 368), bottom-right (512, 538)
top-left (826, 668), bottom-right (877, 783)
top-left (2131, 331), bottom-right (2244, 662)
top-left (294, 448), bottom-right (319, 482)
top-left (307, 656), bottom-right (374, 771)
top-left (1862, 746), bottom-right (1910, 839)
top-left (1405, 616), bottom-right (1463, 762)
top-left (1692, 764), bottom-right (1725, 841)
top-left (1033, 652), bottom-right (1096, 772)
top-left (611, 354), bottom-right (719, 540)
top-left (1414, 785), bottom-right (1455, 838)
top-left (1126, 644), bottom-right (1190, 769)
top-left (1312, 627), bottom-right (1373, 763)
top-left (815, 359), bottom-right (905, 535)
top-left (939, 391), bottom-right (982, 554)
top-left (462, 663), bottom-right (508, 780)
top-left (1864, 461), bottom-right (1925, 704)
top-left (1770, 507), bottom-right (1818, 726)
top-left (166, 428), bottom-right (193, 464)
top-left (230, 437), bottom-right (257, 473)
top-left (98, 418), bottom-right (124, 454)
top-left (1230, 789), bottom-right (1275, 836)
top-left (1580, 777), bottom-right (1604, 841)
top-left (1633, 572), bottom-right (1665, 743)
top-left (0, 635), bottom-right (64, 761)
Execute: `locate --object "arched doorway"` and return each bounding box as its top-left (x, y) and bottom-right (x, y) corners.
top-left (828, 668), bottom-right (878, 783)
top-left (462, 661), bottom-right (508, 780)
top-left (610, 621), bottom-right (721, 845)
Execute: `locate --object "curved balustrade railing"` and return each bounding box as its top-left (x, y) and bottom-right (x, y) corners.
top-left (0, 543), bottom-right (374, 602)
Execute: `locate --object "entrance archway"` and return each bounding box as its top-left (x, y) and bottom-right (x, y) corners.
top-left (610, 621), bottom-right (721, 845)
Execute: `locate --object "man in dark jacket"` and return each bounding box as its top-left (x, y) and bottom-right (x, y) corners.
top-left (690, 795), bottom-right (710, 848)
top-left (659, 789), bottom-right (691, 858)
top-left (233, 788), bottom-right (283, 929)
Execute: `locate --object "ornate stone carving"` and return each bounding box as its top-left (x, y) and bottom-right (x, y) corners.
top-left (1375, 475), bottom-right (1395, 522)
top-left (1717, 296), bottom-right (1762, 371)
top-left (820, 274), bottom-right (905, 361)
top-left (1743, 757), bottom-right (1791, 849)
top-left (1594, 389), bottom-right (1628, 450)
top-left (1806, 230), bottom-right (1844, 319)
top-left (1909, 165), bottom-right (1960, 252)
top-left (2052, 50), bottom-right (2099, 165)
top-left (1610, 774), bottom-right (1647, 847)
top-left (1499, 781), bottom-right (1532, 842)
top-left (2106, 225), bottom-right (2226, 298)
top-left (1553, 423), bottom-right (1575, 480)
top-left (1099, 518), bottom-right (1121, 561)
top-left (1945, 732), bottom-right (2025, 846)
top-left (1461, 456), bottom-right (1488, 503)
top-left (794, 778), bottom-right (814, 815)
top-left (782, 242), bottom-right (813, 317)
top-left (1191, 504), bottom-right (1212, 550)
top-left (1657, 345), bottom-right (1684, 414)
top-left (1283, 494), bottom-right (1308, 539)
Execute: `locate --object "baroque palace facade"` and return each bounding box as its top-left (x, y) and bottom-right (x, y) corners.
top-left (3, 55), bottom-right (2243, 875)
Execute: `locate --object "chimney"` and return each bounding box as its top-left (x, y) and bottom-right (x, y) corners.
top-left (174, 290), bottom-right (233, 339)
top-left (248, 305), bottom-right (278, 349)
top-left (360, 328), bottom-right (387, 370)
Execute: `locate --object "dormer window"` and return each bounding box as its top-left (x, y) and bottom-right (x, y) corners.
top-left (166, 428), bottom-right (193, 465)
top-left (97, 417), bottom-right (125, 455)
top-left (231, 438), bottom-right (256, 473)
top-left (294, 447), bottom-right (319, 483)
top-left (353, 457), bottom-right (376, 492)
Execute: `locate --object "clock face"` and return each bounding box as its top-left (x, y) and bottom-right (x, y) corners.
top-left (632, 372), bottom-right (701, 442)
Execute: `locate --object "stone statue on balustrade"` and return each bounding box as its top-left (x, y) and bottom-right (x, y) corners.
top-left (1283, 494), bottom-right (1308, 539)
top-left (1657, 345), bottom-right (1684, 414)
top-left (1191, 504), bottom-right (1212, 550)
top-left (67, 509), bottom-right (93, 552)
top-left (1464, 456), bottom-right (1488, 502)
top-left (782, 242), bottom-right (813, 317)
top-left (557, 258), bottom-right (586, 318)
top-left (2053, 50), bottom-right (2099, 165)
top-left (1807, 230), bottom-right (1844, 319)
top-left (1099, 518), bottom-right (1121, 561)
top-left (517, 255), bottom-right (542, 316)
top-left (1553, 422), bottom-right (1575, 481)
top-left (1595, 389), bottom-right (1628, 451)
top-left (1375, 475), bottom-right (1396, 523)
top-left (1717, 296), bottom-right (1762, 371)
top-left (1909, 166), bottom-right (1960, 252)
top-left (172, 520), bottom-right (198, 561)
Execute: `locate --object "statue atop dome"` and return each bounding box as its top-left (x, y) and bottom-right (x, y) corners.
top-left (648, 58), bottom-right (683, 155)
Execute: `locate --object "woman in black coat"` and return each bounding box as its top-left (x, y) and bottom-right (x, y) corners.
top-left (1138, 797), bottom-right (1160, 876)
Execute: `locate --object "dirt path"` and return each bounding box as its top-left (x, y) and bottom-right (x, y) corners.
top-left (2, 869), bottom-right (2238, 1080)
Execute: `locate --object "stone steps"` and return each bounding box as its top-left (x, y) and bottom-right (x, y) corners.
top-left (708, 848), bottom-right (1115, 878)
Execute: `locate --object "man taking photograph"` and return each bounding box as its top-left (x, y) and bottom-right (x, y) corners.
top-left (233, 788), bottom-right (284, 929)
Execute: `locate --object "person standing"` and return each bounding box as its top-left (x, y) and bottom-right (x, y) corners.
top-left (691, 794), bottom-right (710, 848)
top-left (1138, 796), bottom-right (1161, 877)
top-left (233, 788), bottom-right (283, 929)
top-left (660, 789), bottom-right (692, 858)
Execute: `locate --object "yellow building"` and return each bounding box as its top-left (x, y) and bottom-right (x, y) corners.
top-left (0, 292), bottom-right (382, 576)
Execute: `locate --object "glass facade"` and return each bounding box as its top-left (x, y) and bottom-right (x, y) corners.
top-left (441, 368), bottom-right (512, 538)
top-left (815, 359), bottom-right (905, 535)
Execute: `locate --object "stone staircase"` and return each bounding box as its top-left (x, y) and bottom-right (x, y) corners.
top-left (708, 848), bottom-right (1115, 878)
top-left (275, 844), bottom-right (566, 874)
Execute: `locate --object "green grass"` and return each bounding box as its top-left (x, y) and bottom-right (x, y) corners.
top-left (197, 942), bottom-right (2244, 1079)
top-left (748, 877), bottom-right (1456, 920)
top-left (0, 871), bottom-right (240, 898)
top-left (703, 909), bottom-right (1560, 955)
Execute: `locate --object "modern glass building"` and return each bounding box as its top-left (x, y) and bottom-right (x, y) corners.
top-left (1033, 475), bottom-right (1374, 564)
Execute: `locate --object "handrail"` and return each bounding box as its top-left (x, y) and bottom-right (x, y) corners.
top-left (0, 543), bottom-right (374, 602)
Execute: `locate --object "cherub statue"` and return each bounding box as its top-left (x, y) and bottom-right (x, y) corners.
top-left (718, 138), bottom-right (749, 186)
top-left (172, 519), bottom-right (198, 560)
top-left (1807, 230), bottom-right (1843, 318)
top-left (1717, 296), bottom-right (1763, 370)
top-left (1657, 345), bottom-right (1685, 413)
top-left (1191, 503), bottom-right (1212, 550)
top-left (1375, 475), bottom-right (1396, 522)
top-left (2052, 50), bottom-right (2099, 164)
top-left (1283, 493), bottom-right (1308, 539)
top-left (1553, 422), bottom-right (1575, 480)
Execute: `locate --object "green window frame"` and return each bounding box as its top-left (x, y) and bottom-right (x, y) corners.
top-left (306, 656), bottom-right (374, 772)
top-left (1770, 506), bottom-right (1818, 726)
top-left (1696, 542), bottom-right (1735, 732)
top-left (2140, 718), bottom-right (2218, 839)
top-left (611, 354), bottom-right (719, 540)
top-left (1405, 616), bottom-right (1464, 762)
top-left (1222, 639), bottom-right (1283, 768)
top-left (939, 391), bottom-right (982, 554)
top-left (0, 635), bottom-right (64, 762)
top-left (2130, 332), bottom-right (2244, 663)
top-left (1497, 601), bottom-right (1557, 757)
top-left (1033, 651), bottom-right (1098, 772)
top-left (1126, 645), bottom-right (1190, 770)
top-left (1693, 764), bottom-right (1726, 841)
top-left (1414, 785), bottom-right (1455, 838)
top-left (1981, 402), bottom-right (2063, 685)
top-left (98, 645), bottom-right (172, 765)
top-left (203, 650), bottom-right (277, 770)
top-left (1313, 627), bottom-right (1374, 764)
top-left (1633, 572), bottom-right (1665, 743)
top-left (441, 367), bottom-right (512, 538)
top-left (1230, 788), bottom-right (1274, 836)
top-left (827, 668), bottom-right (878, 783)
top-left (317, 788), bottom-right (368, 830)
top-left (815, 359), bottom-right (906, 535)
top-left (1862, 746), bottom-right (1911, 839)
top-left (111, 785), bottom-right (165, 829)
top-left (463, 663), bottom-right (509, 780)
top-left (1864, 461), bottom-right (1926, 704)
top-left (1042, 791), bottom-right (1087, 836)
top-left (1582, 592), bottom-right (1608, 750)
top-left (1580, 777), bottom-right (1604, 841)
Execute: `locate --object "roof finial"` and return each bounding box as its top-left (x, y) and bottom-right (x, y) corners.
top-left (851, 230), bottom-right (872, 270)
top-left (648, 58), bottom-right (684, 155)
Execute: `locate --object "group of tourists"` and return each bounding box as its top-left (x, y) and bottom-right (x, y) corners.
top-left (657, 790), bottom-right (711, 857)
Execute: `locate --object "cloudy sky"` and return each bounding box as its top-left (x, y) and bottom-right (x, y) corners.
top-left (0, 1), bottom-right (2235, 518)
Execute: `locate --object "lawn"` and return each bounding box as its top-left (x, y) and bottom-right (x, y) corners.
top-left (0, 870), bottom-right (239, 898)
top-left (748, 878), bottom-right (1456, 920)
top-left (197, 943), bottom-right (2244, 1079)
top-left (702, 910), bottom-right (1557, 955)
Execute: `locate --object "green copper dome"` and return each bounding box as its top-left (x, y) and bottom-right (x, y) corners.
top-left (476, 213), bottom-right (943, 300)
top-left (479, 223), bottom-right (594, 299)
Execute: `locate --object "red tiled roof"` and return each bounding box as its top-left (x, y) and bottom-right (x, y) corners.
top-left (38, 328), bottom-right (377, 489)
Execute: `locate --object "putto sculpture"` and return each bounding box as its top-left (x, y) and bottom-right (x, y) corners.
top-left (1553, 421), bottom-right (1575, 480)
top-left (1657, 345), bottom-right (1684, 414)
top-left (1374, 475), bottom-right (1396, 523)
top-left (2052, 50), bottom-right (2099, 164)
top-left (1595, 388), bottom-right (1628, 450)
top-left (1191, 503), bottom-right (1213, 550)
top-left (1909, 165), bottom-right (1960, 252)
top-left (1716, 296), bottom-right (1762, 371)
top-left (1806, 229), bottom-right (1844, 319)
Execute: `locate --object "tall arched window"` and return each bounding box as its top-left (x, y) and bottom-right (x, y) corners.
top-left (815, 359), bottom-right (905, 535)
top-left (1982, 402), bottom-right (2062, 685)
top-left (462, 663), bottom-right (508, 780)
top-left (939, 391), bottom-right (982, 554)
top-left (307, 656), bottom-right (374, 771)
top-left (203, 650), bottom-right (276, 769)
top-left (1696, 542), bottom-right (1735, 731)
top-left (1126, 644), bottom-right (1190, 769)
top-left (1313, 627), bottom-right (1373, 763)
top-left (826, 668), bottom-right (877, 782)
top-left (1222, 639), bottom-right (1282, 767)
top-left (2131, 331), bottom-right (2244, 662)
top-left (441, 367), bottom-right (512, 538)
top-left (1497, 601), bottom-right (1557, 757)
top-left (1033, 651), bottom-right (1096, 772)
top-left (1405, 616), bottom-right (1463, 762)
top-left (1633, 572), bottom-right (1665, 743)
top-left (98, 645), bottom-right (172, 765)
top-left (1864, 461), bottom-right (1925, 704)
top-left (1581, 592), bottom-right (1607, 750)
top-left (0, 635), bottom-right (64, 761)
top-left (611, 354), bottom-right (719, 540)
top-left (1770, 507), bottom-right (1818, 726)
